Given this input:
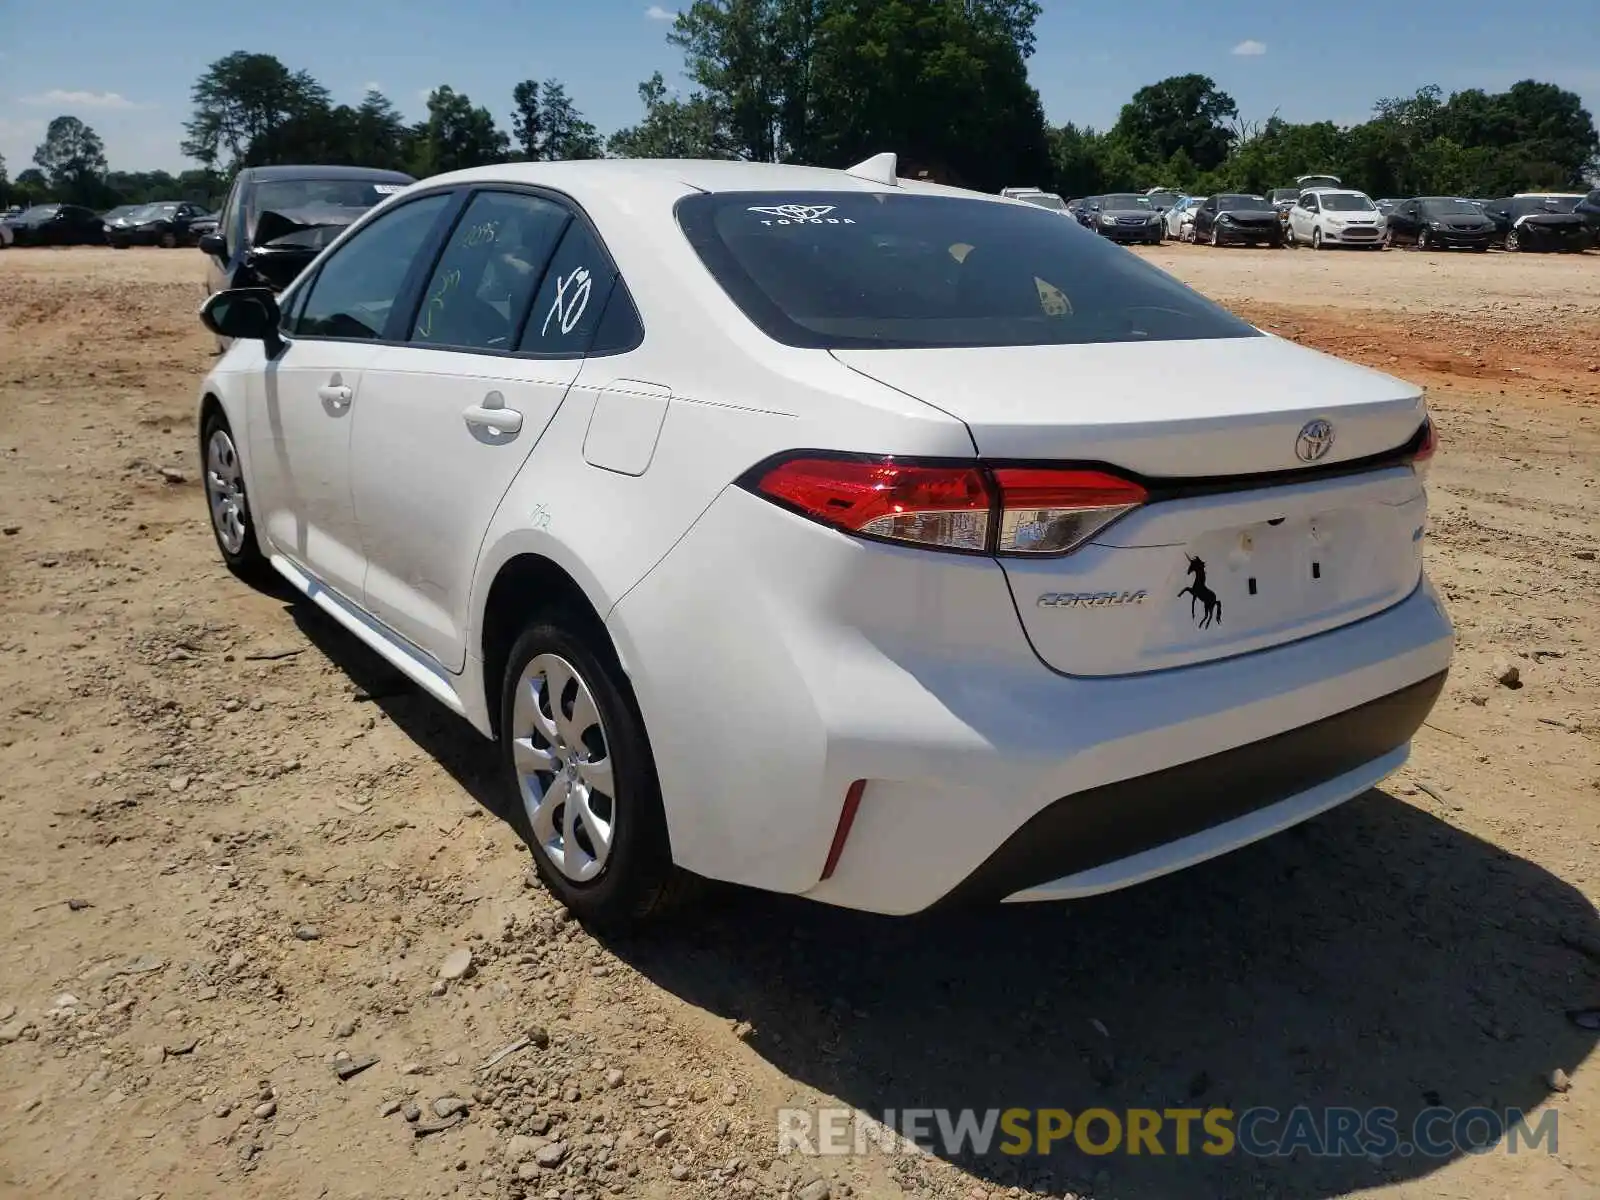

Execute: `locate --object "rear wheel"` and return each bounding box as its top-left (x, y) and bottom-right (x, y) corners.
top-left (500, 616), bottom-right (687, 931)
top-left (160, 231), bottom-right (178, 249)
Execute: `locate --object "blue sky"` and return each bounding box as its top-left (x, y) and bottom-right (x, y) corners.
top-left (1, 0), bottom-right (1596, 177)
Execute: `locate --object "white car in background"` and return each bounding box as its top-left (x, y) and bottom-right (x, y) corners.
top-left (1287, 188), bottom-right (1387, 249)
top-left (1164, 196), bottom-right (1206, 241)
top-left (193, 154), bottom-right (1452, 928)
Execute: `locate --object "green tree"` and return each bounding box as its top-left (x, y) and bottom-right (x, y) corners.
top-left (608, 72), bottom-right (732, 159)
top-left (182, 51), bottom-right (333, 170)
top-left (1048, 122), bottom-right (1108, 198)
top-left (347, 90), bottom-right (414, 171)
top-left (410, 85), bottom-right (508, 176)
top-left (1109, 74), bottom-right (1238, 174)
top-left (33, 115), bottom-right (109, 204)
top-left (806, 0), bottom-right (1051, 189)
top-left (511, 79), bottom-right (602, 160)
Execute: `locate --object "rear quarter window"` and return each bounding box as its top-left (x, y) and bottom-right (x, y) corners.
top-left (676, 192), bottom-right (1258, 350)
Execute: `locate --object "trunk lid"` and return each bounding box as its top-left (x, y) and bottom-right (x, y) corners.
top-left (832, 335), bottom-right (1429, 675)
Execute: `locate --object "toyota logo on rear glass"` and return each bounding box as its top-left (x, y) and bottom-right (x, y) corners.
top-left (1295, 419), bottom-right (1335, 463)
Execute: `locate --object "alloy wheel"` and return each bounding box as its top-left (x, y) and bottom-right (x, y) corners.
top-left (511, 653), bottom-right (617, 883)
top-left (1417, 229), bottom-right (1430, 251)
top-left (205, 428), bottom-right (248, 554)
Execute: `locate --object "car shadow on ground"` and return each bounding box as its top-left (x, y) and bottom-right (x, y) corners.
top-left (286, 600), bottom-right (1597, 1200)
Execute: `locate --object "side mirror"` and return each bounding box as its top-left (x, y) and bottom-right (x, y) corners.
top-left (200, 288), bottom-right (283, 353)
top-left (199, 231), bottom-right (226, 258)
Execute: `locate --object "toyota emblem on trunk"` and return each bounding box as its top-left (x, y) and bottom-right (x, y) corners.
top-left (1295, 419), bottom-right (1335, 463)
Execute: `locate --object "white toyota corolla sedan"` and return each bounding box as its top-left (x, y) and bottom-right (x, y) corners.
top-left (194, 154), bottom-right (1453, 928)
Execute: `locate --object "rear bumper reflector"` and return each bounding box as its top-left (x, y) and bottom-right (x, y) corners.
top-left (820, 780), bottom-right (867, 881)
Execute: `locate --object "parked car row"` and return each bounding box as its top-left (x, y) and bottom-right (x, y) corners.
top-left (0, 200), bottom-right (222, 248)
top-left (1040, 181), bottom-right (1599, 255)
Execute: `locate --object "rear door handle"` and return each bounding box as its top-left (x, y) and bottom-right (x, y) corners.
top-left (463, 391), bottom-right (523, 435)
top-left (317, 384), bottom-right (353, 405)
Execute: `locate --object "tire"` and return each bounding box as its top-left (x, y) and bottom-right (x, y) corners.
top-left (160, 232), bottom-right (178, 249)
top-left (200, 408), bottom-right (272, 585)
top-left (1312, 228), bottom-right (1325, 250)
top-left (499, 617), bottom-right (687, 931)
top-left (1286, 224), bottom-right (1297, 247)
top-left (1209, 225), bottom-right (1222, 247)
top-left (1505, 229), bottom-right (1521, 252)
top-left (112, 242), bottom-right (128, 251)
top-left (1417, 229), bottom-right (1431, 251)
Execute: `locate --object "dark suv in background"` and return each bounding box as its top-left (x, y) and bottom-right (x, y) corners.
top-left (201, 164), bottom-right (415, 296)
top-left (1481, 194), bottom-right (1593, 252)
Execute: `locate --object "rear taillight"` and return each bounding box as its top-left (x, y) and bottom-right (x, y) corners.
top-left (745, 454), bottom-right (1146, 555)
top-left (1408, 418), bottom-right (1437, 480)
top-left (752, 457), bottom-right (992, 551)
top-left (991, 468), bottom-right (1148, 554)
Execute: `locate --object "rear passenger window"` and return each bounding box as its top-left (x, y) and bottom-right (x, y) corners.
top-left (518, 220), bottom-right (618, 355)
top-left (412, 191), bottom-right (569, 352)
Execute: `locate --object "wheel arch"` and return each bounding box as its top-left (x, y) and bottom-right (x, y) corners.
top-left (476, 549), bottom-right (619, 741)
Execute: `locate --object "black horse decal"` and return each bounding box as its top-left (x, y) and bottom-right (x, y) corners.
top-left (1178, 555), bottom-right (1222, 629)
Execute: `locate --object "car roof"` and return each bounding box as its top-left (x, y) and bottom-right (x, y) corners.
top-left (1303, 187), bottom-right (1367, 197)
top-left (241, 165), bottom-right (416, 183)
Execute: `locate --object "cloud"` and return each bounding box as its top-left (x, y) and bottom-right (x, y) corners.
top-left (363, 81), bottom-right (383, 94)
top-left (645, 5), bottom-right (675, 19)
top-left (21, 89), bottom-right (139, 109)
top-left (1230, 39), bottom-right (1267, 56)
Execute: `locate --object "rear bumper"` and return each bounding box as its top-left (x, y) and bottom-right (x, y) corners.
top-left (940, 670), bottom-right (1445, 906)
top-left (611, 486), bottom-right (1456, 915)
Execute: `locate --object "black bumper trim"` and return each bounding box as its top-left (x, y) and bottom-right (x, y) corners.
top-left (936, 670), bottom-right (1448, 908)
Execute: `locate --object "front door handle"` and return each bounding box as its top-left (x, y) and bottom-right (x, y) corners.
top-left (318, 384), bottom-right (353, 405)
top-left (463, 390), bottom-right (522, 435)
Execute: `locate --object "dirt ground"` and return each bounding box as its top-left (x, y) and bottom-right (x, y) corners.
top-left (1, 243), bottom-right (1598, 1200)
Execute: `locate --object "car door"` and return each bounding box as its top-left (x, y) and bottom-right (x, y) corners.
top-left (350, 188), bottom-right (615, 670)
top-left (1390, 200), bottom-right (1417, 244)
top-left (1195, 198), bottom-right (1216, 239)
top-left (1292, 193), bottom-right (1317, 240)
top-left (245, 190), bottom-right (457, 604)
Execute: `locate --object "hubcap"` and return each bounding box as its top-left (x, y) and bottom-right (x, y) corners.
top-left (511, 653), bottom-right (616, 883)
top-left (205, 428), bottom-right (248, 554)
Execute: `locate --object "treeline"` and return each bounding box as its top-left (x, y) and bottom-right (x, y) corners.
top-left (2, 0), bottom-right (1594, 213)
top-left (1063, 76), bottom-right (1600, 200)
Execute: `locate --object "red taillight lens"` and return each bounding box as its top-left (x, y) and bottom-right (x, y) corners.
top-left (748, 455), bottom-right (1146, 555)
top-left (753, 457), bottom-right (992, 551)
top-left (1408, 418), bottom-right (1437, 480)
top-left (991, 468), bottom-right (1148, 554)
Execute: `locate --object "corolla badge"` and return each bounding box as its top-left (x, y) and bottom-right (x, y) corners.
top-left (1295, 418), bottom-right (1335, 463)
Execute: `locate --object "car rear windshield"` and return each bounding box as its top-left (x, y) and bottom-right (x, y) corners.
top-left (1100, 194), bottom-right (1153, 209)
top-left (1217, 195), bottom-right (1271, 210)
top-left (1420, 199), bottom-right (1481, 217)
top-left (675, 191), bottom-right (1260, 350)
top-left (1321, 193), bottom-right (1376, 212)
top-left (1020, 193), bottom-right (1066, 211)
top-left (1270, 189), bottom-right (1300, 203)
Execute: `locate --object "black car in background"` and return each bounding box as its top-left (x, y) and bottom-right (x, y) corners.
top-left (1384, 197), bottom-right (1495, 251)
top-left (1081, 193), bottom-right (1164, 243)
top-left (1, 203), bottom-right (106, 246)
top-left (108, 201), bottom-right (211, 248)
top-left (1193, 193), bottom-right (1283, 246)
top-left (202, 164), bottom-right (415, 295)
top-left (99, 204), bottom-right (143, 231)
top-left (1577, 189), bottom-right (1600, 232)
top-left (1481, 194), bottom-right (1593, 252)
